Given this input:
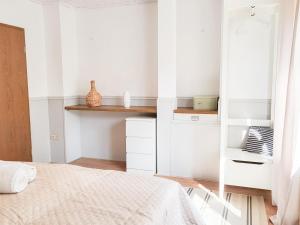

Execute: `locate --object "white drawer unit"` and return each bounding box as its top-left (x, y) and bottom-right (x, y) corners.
top-left (126, 153), bottom-right (155, 171)
top-left (126, 118), bottom-right (156, 138)
top-left (126, 117), bottom-right (156, 175)
top-left (126, 137), bottom-right (155, 155)
top-left (224, 159), bottom-right (272, 190)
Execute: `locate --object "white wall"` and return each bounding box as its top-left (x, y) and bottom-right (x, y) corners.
top-left (63, 0), bottom-right (221, 98)
top-left (29, 99), bottom-right (51, 162)
top-left (60, 3), bottom-right (80, 97)
top-left (43, 2), bottom-right (64, 97)
top-left (0, 0), bottom-right (51, 162)
top-left (227, 6), bottom-right (277, 100)
top-left (176, 0), bottom-right (221, 97)
top-left (76, 3), bottom-right (158, 97)
top-left (0, 0), bottom-right (48, 98)
top-left (81, 112), bottom-right (143, 161)
top-left (158, 0), bottom-right (176, 98)
top-left (64, 1), bottom-right (222, 164)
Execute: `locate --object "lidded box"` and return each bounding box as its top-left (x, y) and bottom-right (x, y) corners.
top-left (193, 96), bottom-right (218, 110)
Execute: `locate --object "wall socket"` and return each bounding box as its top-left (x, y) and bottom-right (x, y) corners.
top-left (50, 134), bottom-right (59, 141)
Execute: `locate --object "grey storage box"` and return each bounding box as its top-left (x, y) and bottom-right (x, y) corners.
top-left (193, 96), bottom-right (218, 110)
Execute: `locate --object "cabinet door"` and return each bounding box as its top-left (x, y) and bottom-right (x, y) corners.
top-left (171, 122), bottom-right (220, 180)
top-left (0, 23), bottom-right (32, 161)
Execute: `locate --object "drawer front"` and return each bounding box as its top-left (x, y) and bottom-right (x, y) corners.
top-left (224, 159), bottom-right (272, 190)
top-left (173, 113), bottom-right (219, 124)
top-left (126, 137), bottom-right (155, 154)
top-left (126, 153), bottom-right (155, 171)
top-left (126, 169), bottom-right (154, 176)
top-left (126, 121), bottom-right (155, 138)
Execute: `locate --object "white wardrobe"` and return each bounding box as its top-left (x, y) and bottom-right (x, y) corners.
top-left (219, 0), bottom-right (280, 190)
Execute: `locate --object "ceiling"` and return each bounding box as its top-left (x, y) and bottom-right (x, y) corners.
top-left (31, 0), bottom-right (157, 8)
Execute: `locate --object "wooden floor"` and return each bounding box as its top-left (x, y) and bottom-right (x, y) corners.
top-left (71, 157), bottom-right (276, 224)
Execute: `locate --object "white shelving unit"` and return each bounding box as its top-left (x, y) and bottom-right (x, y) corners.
top-left (219, 0), bottom-right (280, 192)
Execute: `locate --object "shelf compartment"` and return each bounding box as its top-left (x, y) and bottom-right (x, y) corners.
top-left (225, 148), bottom-right (273, 163)
top-left (65, 105), bottom-right (157, 114)
top-left (228, 119), bottom-right (272, 127)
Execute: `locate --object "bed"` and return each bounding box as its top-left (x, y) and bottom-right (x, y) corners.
top-left (0, 163), bottom-right (204, 225)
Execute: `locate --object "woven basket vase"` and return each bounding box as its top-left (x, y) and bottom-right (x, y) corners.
top-left (86, 80), bottom-right (102, 107)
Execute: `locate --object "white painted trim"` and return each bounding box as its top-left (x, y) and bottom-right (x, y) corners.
top-left (228, 98), bottom-right (272, 104)
top-left (49, 96), bottom-right (80, 100)
top-left (30, 0), bottom-right (157, 9)
top-left (29, 97), bottom-right (49, 102)
top-left (31, 96), bottom-right (194, 106)
top-left (219, 0), bottom-right (230, 197)
top-left (32, 95), bottom-right (158, 100)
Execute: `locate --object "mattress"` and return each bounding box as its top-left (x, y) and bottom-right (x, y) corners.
top-left (0, 163), bottom-right (204, 225)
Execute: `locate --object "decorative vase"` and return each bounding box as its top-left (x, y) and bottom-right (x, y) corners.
top-left (86, 80), bottom-right (102, 107)
top-left (123, 91), bottom-right (131, 108)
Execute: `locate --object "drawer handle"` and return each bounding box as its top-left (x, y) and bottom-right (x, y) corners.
top-left (232, 160), bottom-right (264, 165)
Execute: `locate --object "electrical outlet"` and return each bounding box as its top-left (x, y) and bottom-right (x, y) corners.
top-left (50, 134), bottom-right (59, 141)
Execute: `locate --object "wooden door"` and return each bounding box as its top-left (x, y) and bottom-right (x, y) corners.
top-left (0, 23), bottom-right (32, 161)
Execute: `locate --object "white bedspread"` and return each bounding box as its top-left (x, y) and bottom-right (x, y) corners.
top-left (0, 163), bottom-right (204, 225)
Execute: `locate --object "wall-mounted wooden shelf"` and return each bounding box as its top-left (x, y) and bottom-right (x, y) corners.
top-left (174, 107), bottom-right (218, 115)
top-left (65, 105), bottom-right (157, 114)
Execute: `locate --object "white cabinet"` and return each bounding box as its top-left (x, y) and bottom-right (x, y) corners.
top-left (170, 114), bottom-right (220, 181)
top-left (126, 118), bottom-right (156, 175)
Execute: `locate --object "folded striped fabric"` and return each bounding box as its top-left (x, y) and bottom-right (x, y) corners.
top-left (244, 126), bottom-right (273, 156)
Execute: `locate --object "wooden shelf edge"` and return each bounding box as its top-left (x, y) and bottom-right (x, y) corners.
top-left (65, 105), bottom-right (157, 114)
top-left (174, 107), bottom-right (218, 115)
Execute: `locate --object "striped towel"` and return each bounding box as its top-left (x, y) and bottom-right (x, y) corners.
top-left (244, 126), bottom-right (273, 156)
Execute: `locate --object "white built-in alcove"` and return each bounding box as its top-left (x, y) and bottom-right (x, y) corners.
top-left (43, 1), bottom-right (159, 162)
top-left (77, 2), bottom-right (158, 161)
top-left (46, 0), bottom-right (225, 168)
top-left (43, 0), bottom-right (225, 181)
